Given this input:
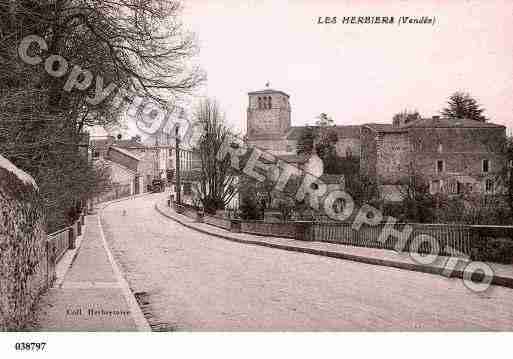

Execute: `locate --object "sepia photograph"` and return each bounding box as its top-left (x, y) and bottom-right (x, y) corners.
top-left (0, 0), bottom-right (512, 356)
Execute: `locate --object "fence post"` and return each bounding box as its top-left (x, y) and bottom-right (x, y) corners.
top-left (46, 240), bottom-right (56, 288)
top-left (68, 226), bottom-right (76, 250)
top-left (45, 240), bottom-right (50, 289)
top-left (77, 219), bottom-right (82, 237)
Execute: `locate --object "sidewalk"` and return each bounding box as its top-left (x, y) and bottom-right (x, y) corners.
top-left (32, 209), bottom-right (149, 331)
top-left (155, 200), bottom-right (513, 290)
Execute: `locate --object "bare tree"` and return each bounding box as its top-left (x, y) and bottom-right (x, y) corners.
top-left (193, 99), bottom-right (238, 213)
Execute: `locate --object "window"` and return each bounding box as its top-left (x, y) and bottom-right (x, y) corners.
top-left (93, 151), bottom-right (100, 158)
top-left (482, 159), bottom-right (490, 173)
top-left (485, 179), bottom-right (494, 193)
top-left (430, 180), bottom-right (441, 194)
top-left (413, 139), bottom-right (422, 152)
top-left (258, 97), bottom-right (262, 109)
top-left (267, 96), bottom-right (272, 109)
top-left (436, 160), bottom-right (444, 173)
top-left (286, 145), bottom-right (293, 153)
top-left (346, 148), bottom-right (353, 158)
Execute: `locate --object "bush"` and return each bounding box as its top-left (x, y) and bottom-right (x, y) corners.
top-left (472, 237), bottom-right (513, 264)
top-left (239, 196), bottom-right (260, 220)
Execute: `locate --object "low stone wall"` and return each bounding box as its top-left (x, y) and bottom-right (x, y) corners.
top-left (170, 201), bottom-right (513, 263)
top-left (241, 221), bottom-right (311, 240)
top-left (203, 215), bottom-right (233, 231)
top-left (0, 158), bottom-right (47, 331)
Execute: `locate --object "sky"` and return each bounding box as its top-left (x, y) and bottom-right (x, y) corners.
top-left (180, 0), bottom-right (513, 134)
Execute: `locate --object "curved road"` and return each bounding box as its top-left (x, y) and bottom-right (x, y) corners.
top-left (101, 194), bottom-right (513, 331)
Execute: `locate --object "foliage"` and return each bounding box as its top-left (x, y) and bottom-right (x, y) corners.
top-left (396, 164), bottom-right (436, 222)
top-left (392, 110), bottom-right (421, 127)
top-left (296, 113), bottom-right (339, 172)
top-left (0, 1), bottom-right (203, 230)
top-left (315, 112), bottom-right (334, 127)
top-left (296, 126), bottom-right (315, 155)
top-left (346, 174), bottom-right (379, 206)
top-left (472, 237), bottom-right (513, 264)
top-left (437, 194), bottom-right (512, 225)
top-left (238, 195), bottom-right (261, 221)
top-left (441, 91), bottom-right (488, 122)
top-left (237, 175), bottom-right (262, 220)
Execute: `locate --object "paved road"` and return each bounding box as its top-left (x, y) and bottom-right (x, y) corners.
top-left (101, 194), bottom-right (513, 331)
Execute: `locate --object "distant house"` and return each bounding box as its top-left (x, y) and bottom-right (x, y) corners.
top-left (360, 116), bottom-right (507, 201)
top-left (91, 136), bottom-right (158, 197)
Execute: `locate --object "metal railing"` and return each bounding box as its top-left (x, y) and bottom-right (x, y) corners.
top-left (45, 211), bottom-right (85, 286)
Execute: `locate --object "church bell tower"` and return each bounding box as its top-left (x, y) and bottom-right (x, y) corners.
top-left (246, 85), bottom-right (291, 141)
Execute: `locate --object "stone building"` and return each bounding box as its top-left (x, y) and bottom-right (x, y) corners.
top-left (91, 136), bottom-right (160, 196)
top-left (361, 117), bottom-right (507, 201)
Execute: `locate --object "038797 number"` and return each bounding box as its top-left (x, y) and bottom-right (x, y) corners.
top-left (14, 342), bottom-right (47, 351)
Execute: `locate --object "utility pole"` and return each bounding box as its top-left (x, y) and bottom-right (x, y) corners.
top-left (175, 124), bottom-right (181, 205)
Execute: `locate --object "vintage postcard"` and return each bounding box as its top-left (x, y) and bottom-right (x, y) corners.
top-left (0, 0), bottom-right (512, 356)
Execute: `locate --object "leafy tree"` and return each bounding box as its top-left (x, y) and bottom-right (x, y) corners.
top-left (441, 92), bottom-right (488, 122)
top-left (296, 126), bottom-right (315, 155)
top-left (315, 112), bottom-right (334, 127)
top-left (392, 110), bottom-right (421, 126)
top-left (296, 113), bottom-right (339, 171)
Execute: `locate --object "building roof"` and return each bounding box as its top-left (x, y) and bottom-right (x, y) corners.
top-left (275, 153), bottom-right (310, 164)
top-left (403, 117), bottom-right (505, 129)
top-left (104, 159), bottom-right (137, 176)
top-left (363, 123), bottom-right (408, 133)
top-left (286, 125), bottom-right (361, 140)
top-left (91, 137), bottom-right (147, 150)
top-left (248, 88), bottom-right (290, 98)
top-left (109, 146), bottom-right (142, 161)
top-left (114, 138), bottom-right (148, 149)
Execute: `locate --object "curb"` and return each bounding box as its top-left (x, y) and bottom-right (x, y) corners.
top-left (97, 194), bottom-right (153, 332)
top-left (54, 218), bottom-right (86, 288)
top-left (154, 202), bottom-right (513, 291)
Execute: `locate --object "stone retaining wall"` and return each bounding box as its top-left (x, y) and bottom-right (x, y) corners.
top-left (0, 157), bottom-right (47, 331)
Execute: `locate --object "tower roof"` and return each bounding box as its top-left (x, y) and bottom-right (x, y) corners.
top-left (248, 88), bottom-right (290, 98)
